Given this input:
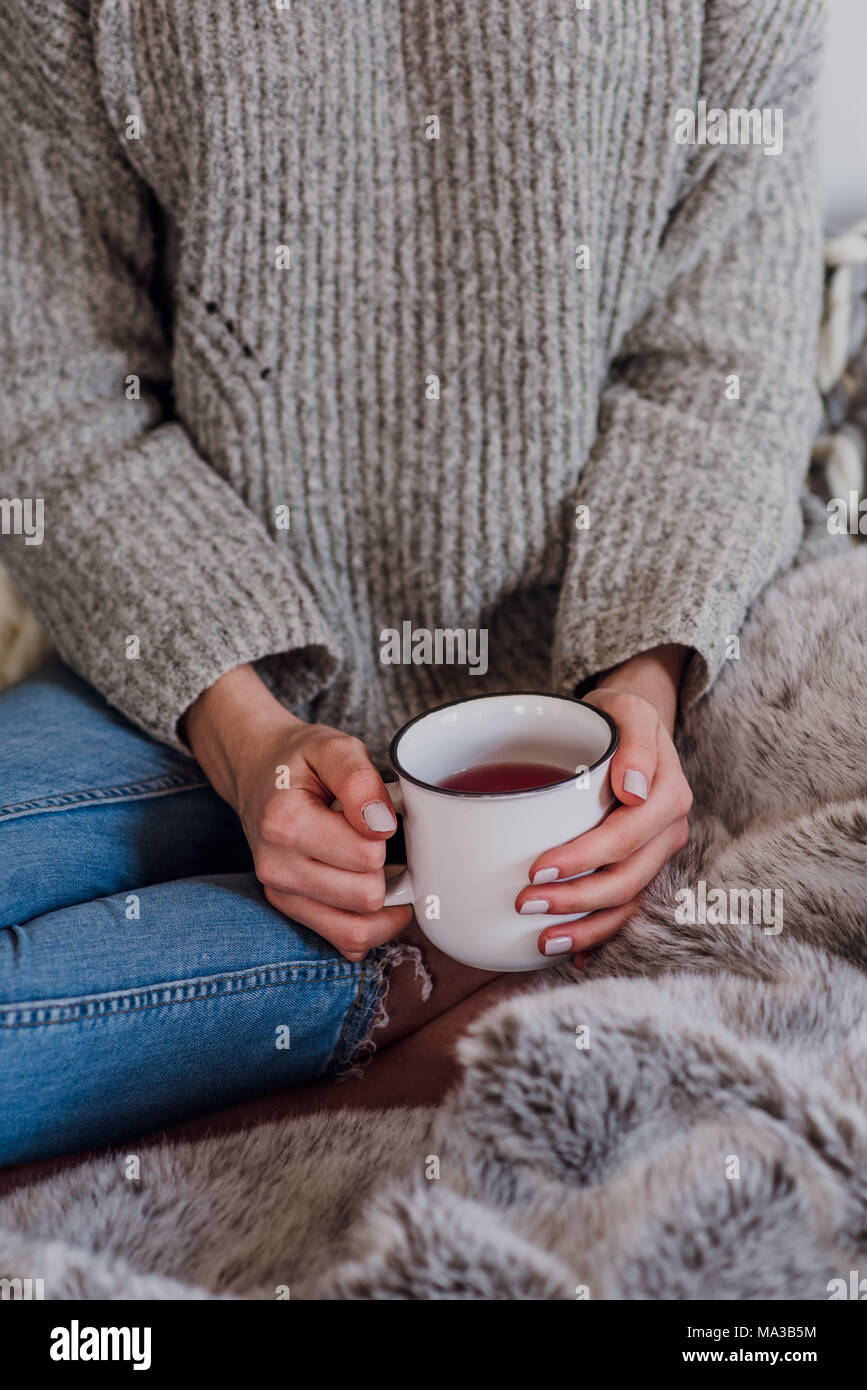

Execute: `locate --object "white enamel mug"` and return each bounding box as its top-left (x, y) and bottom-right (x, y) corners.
top-left (381, 692), bottom-right (619, 972)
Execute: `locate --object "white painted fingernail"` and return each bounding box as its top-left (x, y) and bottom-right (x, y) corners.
top-left (543, 936), bottom-right (574, 956)
top-left (519, 900), bottom-right (550, 915)
top-left (623, 769), bottom-right (648, 801)
top-left (361, 800), bottom-right (396, 832)
top-left (532, 866), bottom-right (559, 886)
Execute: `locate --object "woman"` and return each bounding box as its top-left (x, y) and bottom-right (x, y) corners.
top-left (0, 0), bottom-right (824, 1163)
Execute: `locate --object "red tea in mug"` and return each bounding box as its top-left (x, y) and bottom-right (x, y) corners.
top-left (437, 760), bottom-right (573, 794)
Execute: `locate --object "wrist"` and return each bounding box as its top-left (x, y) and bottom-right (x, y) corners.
top-left (183, 664), bottom-right (304, 806)
top-left (593, 644), bottom-right (687, 734)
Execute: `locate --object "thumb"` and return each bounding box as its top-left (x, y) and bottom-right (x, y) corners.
top-left (310, 735), bottom-right (398, 838)
top-left (608, 698), bottom-right (658, 806)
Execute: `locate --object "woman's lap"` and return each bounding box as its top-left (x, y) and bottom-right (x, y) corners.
top-left (0, 662), bottom-right (252, 924)
top-left (0, 664), bottom-right (388, 1164)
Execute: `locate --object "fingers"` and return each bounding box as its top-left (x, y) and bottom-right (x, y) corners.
top-left (253, 728), bottom-right (399, 931)
top-left (304, 732), bottom-right (398, 839)
top-left (519, 691), bottom-right (693, 963)
top-left (537, 896), bottom-right (645, 961)
top-left (522, 818), bottom-right (689, 923)
top-left (528, 734), bottom-right (692, 881)
top-left (525, 698), bottom-right (692, 962)
top-left (256, 845), bottom-right (391, 914)
top-left (589, 691), bottom-right (660, 805)
top-left (263, 885), bottom-right (414, 962)
top-left (259, 789), bottom-right (387, 873)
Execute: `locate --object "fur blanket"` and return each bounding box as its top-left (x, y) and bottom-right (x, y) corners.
top-left (1, 502), bottom-right (866, 1300)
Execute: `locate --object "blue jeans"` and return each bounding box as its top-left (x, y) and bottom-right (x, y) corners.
top-left (0, 665), bottom-right (390, 1165)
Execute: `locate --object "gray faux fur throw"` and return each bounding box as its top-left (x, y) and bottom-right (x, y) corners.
top-left (1, 502), bottom-right (866, 1301)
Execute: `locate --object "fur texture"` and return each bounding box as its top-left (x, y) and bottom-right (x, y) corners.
top-left (1, 514), bottom-right (865, 1300)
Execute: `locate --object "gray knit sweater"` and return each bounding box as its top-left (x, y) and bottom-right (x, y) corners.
top-left (0, 0), bottom-right (824, 764)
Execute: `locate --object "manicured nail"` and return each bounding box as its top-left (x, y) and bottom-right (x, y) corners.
top-left (543, 936), bottom-right (574, 956)
top-left (532, 866), bottom-right (559, 886)
top-left (623, 769), bottom-right (648, 801)
top-left (361, 800), bottom-right (396, 832)
top-left (519, 899), bottom-right (550, 915)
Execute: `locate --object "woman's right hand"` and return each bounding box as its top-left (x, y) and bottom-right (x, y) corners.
top-left (182, 663), bottom-right (413, 961)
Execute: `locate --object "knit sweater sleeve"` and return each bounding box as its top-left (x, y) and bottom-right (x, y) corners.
top-left (552, 0), bottom-right (825, 712)
top-left (0, 2), bottom-right (337, 749)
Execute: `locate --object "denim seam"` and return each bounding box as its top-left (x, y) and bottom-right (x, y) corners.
top-left (326, 946), bottom-right (394, 1078)
top-left (0, 959), bottom-right (364, 1027)
top-left (0, 771), bottom-right (210, 823)
top-left (329, 957), bottom-right (368, 1065)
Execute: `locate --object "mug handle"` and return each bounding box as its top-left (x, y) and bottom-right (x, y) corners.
top-left (382, 781), bottom-right (414, 908)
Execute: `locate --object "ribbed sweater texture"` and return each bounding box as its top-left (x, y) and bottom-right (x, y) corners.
top-left (0, 0), bottom-right (825, 764)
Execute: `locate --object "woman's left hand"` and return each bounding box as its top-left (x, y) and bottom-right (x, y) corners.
top-left (516, 645), bottom-right (693, 965)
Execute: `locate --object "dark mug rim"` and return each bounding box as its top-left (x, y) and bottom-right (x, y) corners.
top-left (387, 690), bottom-right (619, 799)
